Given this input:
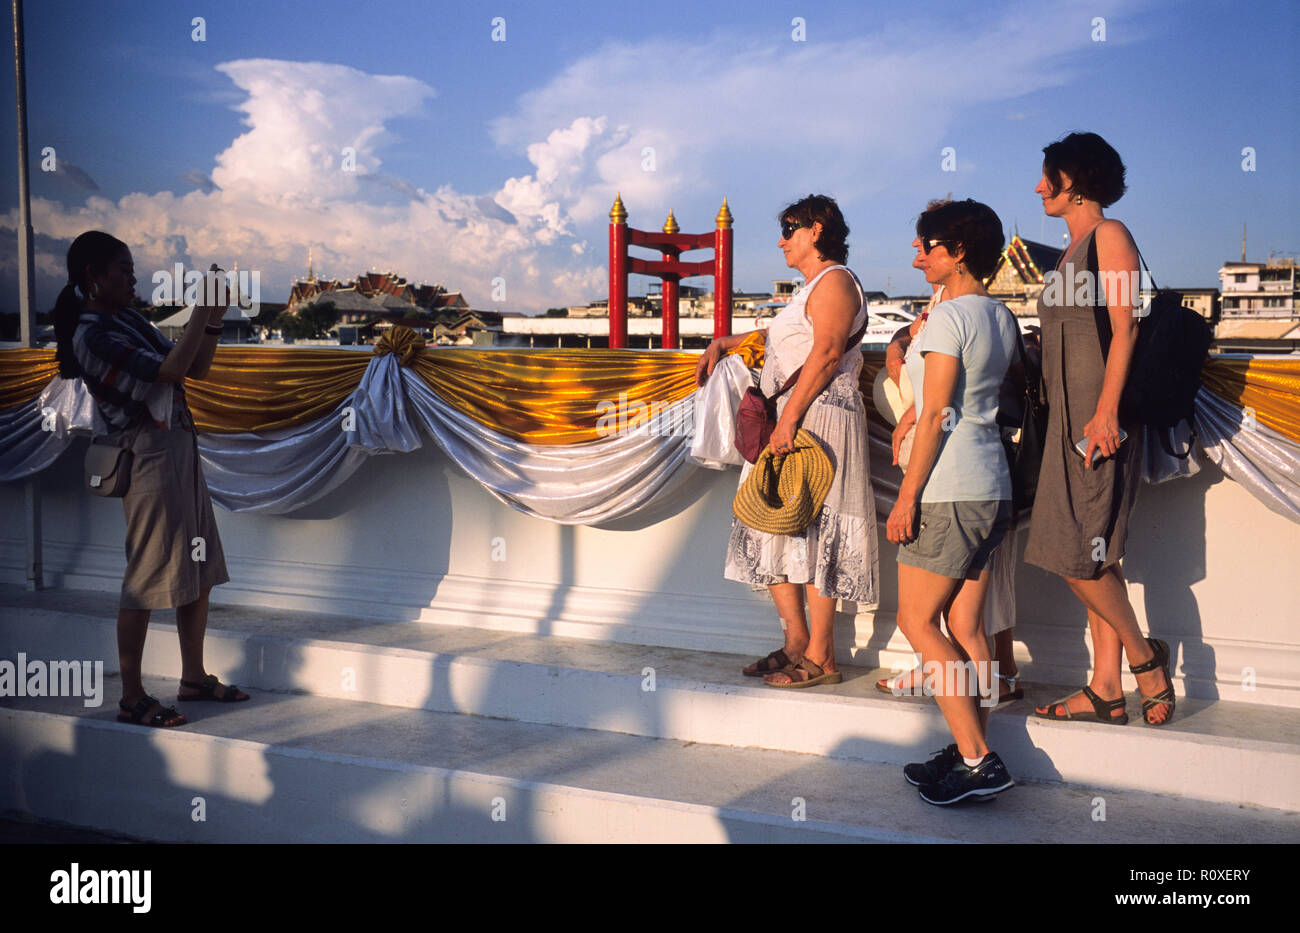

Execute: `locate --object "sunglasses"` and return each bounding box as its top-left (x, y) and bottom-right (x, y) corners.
top-left (918, 237), bottom-right (957, 254)
top-left (780, 220), bottom-right (807, 240)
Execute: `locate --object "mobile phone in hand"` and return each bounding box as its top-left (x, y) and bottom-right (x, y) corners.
top-left (1075, 429), bottom-right (1129, 465)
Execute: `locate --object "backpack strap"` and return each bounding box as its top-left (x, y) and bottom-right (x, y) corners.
top-left (1090, 231), bottom-right (1159, 362)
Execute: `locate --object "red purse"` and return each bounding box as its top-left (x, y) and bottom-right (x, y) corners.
top-left (734, 317), bottom-right (868, 464)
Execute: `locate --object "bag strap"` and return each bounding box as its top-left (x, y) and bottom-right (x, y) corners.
top-left (1089, 230), bottom-right (1162, 361)
top-left (114, 417), bottom-right (148, 449)
top-left (770, 270), bottom-right (870, 399)
top-left (995, 300), bottom-right (1040, 414)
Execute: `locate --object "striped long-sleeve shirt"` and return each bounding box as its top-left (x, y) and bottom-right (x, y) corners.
top-left (72, 307), bottom-right (186, 430)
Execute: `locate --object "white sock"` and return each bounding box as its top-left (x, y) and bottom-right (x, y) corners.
top-left (963, 755), bottom-right (985, 768)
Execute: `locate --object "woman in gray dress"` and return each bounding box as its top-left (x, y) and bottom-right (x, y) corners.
top-left (1023, 133), bottom-right (1175, 726)
top-left (55, 231), bottom-right (245, 728)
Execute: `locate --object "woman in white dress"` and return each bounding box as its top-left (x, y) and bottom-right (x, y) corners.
top-left (696, 195), bottom-right (878, 687)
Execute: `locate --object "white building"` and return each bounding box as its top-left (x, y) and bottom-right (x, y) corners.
top-left (1218, 258), bottom-right (1298, 319)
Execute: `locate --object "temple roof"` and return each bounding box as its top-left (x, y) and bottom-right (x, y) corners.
top-left (988, 235), bottom-right (1063, 286)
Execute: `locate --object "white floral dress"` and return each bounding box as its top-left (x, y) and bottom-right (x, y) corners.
top-left (723, 265), bottom-right (879, 605)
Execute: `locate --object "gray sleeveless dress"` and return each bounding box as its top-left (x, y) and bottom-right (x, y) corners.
top-left (1023, 228), bottom-right (1142, 579)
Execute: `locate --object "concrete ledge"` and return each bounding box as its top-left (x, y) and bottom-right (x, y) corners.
top-left (3, 696), bottom-right (1296, 844)
top-left (5, 592), bottom-right (1299, 812)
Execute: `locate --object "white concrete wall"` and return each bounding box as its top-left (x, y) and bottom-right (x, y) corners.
top-left (3, 434), bottom-right (1298, 706)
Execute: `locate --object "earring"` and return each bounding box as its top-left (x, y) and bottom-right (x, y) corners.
top-left (1073, 194), bottom-right (1084, 205)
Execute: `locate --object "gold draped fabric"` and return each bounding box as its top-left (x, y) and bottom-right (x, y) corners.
top-left (410, 348), bottom-right (703, 444)
top-left (1201, 357), bottom-right (1300, 443)
top-left (0, 348), bottom-right (59, 410)
top-left (373, 326), bottom-right (427, 367)
top-left (1, 342), bottom-right (1297, 444)
top-left (185, 348), bottom-right (370, 434)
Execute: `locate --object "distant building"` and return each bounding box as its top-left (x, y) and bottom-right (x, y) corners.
top-left (1176, 288), bottom-right (1219, 324)
top-left (1214, 258), bottom-right (1298, 352)
top-left (1218, 258), bottom-right (1298, 319)
top-left (985, 235), bottom-right (1063, 317)
top-left (284, 268), bottom-right (479, 344)
top-left (156, 304), bottom-right (255, 343)
top-left (1213, 318), bottom-right (1300, 353)
top-left (288, 270), bottom-right (469, 326)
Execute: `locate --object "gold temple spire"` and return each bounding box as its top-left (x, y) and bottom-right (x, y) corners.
top-left (715, 197), bottom-right (733, 230)
top-left (610, 193), bottom-right (627, 225)
top-left (663, 209), bottom-right (679, 234)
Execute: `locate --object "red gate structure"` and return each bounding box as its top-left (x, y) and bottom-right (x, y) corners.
top-left (607, 194), bottom-right (733, 349)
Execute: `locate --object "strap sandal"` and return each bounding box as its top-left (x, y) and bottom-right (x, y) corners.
top-left (763, 657), bottom-right (843, 689)
top-left (995, 671), bottom-right (1024, 705)
top-left (1129, 637), bottom-right (1176, 726)
top-left (743, 648), bottom-right (794, 677)
top-left (117, 694), bottom-right (187, 728)
top-left (875, 667), bottom-right (928, 696)
top-left (178, 673), bottom-right (249, 703)
top-left (1035, 685), bottom-right (1128, 725)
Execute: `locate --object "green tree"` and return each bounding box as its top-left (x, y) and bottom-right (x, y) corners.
top-left (278, 300), bottom-right (338, 339)
top-left (544, 307), bottom-right (569, 317)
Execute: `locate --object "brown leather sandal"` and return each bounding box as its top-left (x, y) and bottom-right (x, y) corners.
top-left (743, 648), bottom-right (795, 677)
top-left (763, 657), bottom-right (843, 689)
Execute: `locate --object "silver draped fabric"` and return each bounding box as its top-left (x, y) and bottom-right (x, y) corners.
top-left (1190, 386), bottom-right (1300, 523)
top-left (3, 354), bottom-right (1299, 528)
top-left (0, 377), bottom-right (103, 483)
top-left (399, 367), bottom-right (699, 525)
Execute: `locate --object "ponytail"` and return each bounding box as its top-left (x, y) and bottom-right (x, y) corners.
top-left (54, 283), bottom-right (84, 378)
top-left (57, 230), bottom-right (129, 379)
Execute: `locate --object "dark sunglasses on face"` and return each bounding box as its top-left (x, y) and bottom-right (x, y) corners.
top-left (780, 220), bottom-right (807, 240)
top-left (919, 237), bottom-right (956, 255)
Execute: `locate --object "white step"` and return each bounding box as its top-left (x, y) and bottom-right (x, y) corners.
top-left (2, 687), bottom-right (1296, 844)
top-left (3, 586), bottom-right (1299, 813)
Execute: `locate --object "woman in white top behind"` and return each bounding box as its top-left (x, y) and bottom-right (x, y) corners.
top-left (886, 199), bottom-right (1020, 805)
top-left (696, 195), bottom-right (877, 687)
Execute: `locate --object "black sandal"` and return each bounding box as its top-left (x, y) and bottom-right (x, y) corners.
top-left (117, 695), bottom-right (187, 728)
top-left (1035, 685), bottom-right (1128, 725)
top-left (1130, 638), bottom-right (1176, 726)
top-left (178, 673), bottom-right (249, 703)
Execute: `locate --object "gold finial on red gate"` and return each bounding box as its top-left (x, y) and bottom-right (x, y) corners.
top-left (663, 209), bottom-right (679, 234)
top-left (610, 193), bottom-right (628, 224)
top-left (715, 197), bottom-right (733, 229)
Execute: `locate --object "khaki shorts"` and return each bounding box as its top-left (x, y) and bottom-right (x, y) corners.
top-left (897, 500), bottom-right (1012, 580)
top-left (119, 417), bottom-right (229, 610)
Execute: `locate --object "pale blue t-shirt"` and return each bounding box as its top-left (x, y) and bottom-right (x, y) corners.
top-left (904, 293), bottom-right (1019, 503)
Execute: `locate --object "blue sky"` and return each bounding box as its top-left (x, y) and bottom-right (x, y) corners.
top-left (1, 0), bottom-right (1296, 312)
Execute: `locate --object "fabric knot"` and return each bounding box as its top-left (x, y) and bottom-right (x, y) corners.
top-left (373, 325), bottom-right (426, 367)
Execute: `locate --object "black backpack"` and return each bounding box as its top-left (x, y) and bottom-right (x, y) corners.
top-left (1088, 238), bottom-right (1212, 459)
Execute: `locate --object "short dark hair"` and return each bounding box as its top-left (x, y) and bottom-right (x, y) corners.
top-left (915, 198), bottom-right (1005, 280)
top-left (1042, 132), bottom-right (1127, 207)
top-left (778, 194), bottom-right (849, 264)
top-left (54, 230), bottom-right (129, 378)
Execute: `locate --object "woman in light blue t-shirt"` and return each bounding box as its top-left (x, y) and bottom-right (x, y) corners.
top-left (884, 199), bottom-right (1020, 806)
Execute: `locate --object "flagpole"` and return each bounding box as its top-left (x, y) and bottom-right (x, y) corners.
top-left (13, 0), bottom-right (43, 590)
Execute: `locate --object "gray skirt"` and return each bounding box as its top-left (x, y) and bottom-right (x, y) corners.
top-left (119, 418), bottom-right (229, 610)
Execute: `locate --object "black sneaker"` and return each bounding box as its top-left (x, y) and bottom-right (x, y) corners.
top-left (918, 751), bottom-right (1014, 805)
top-left (903, 743), bottom-right (960, 787)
